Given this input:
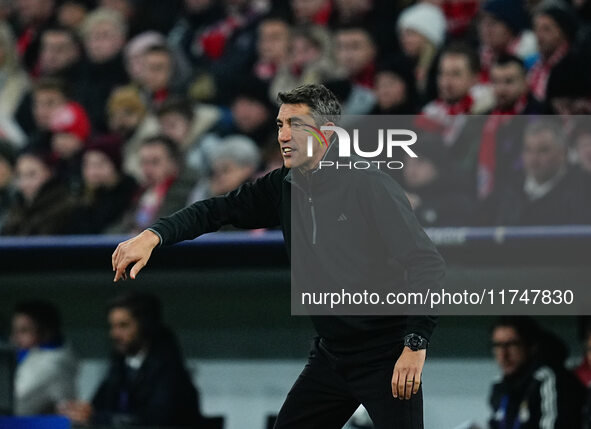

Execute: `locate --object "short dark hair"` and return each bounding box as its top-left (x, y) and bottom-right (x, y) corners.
top-left (108, 291), bottom-right (163, 341)
top-left (33, 77), bottom-right (69, 98)
top-left (441, 42), bottom-right (480, 74)
top-left (277, 84), bottom-right (341, 126)
top-left (42, 25), bottom-right (82, 49)
top-left (491, 316), bottom-right (541, 349)
top-left (156, 98), bottom-right (194, 121)
top-left (492, 54), bottom-right (526, 73)
top-left (14, 300), bottom-right (62, 343)
top-left (141, 135), bottom-right (181, 163)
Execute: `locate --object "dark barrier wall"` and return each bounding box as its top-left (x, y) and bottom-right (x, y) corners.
top-left (1, 227), bottom-right (589, 359)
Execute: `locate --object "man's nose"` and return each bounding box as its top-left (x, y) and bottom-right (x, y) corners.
top-left (278, 126), bottom-right (291, 142)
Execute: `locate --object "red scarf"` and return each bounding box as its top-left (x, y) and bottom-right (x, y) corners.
top-left (353, 61), bottom-right (376, 89)
top-left (415, 94), bottom-right (474, 146)
top-left (477, 94), bottom-right (528, 199)
top-left (528, 42), bottom-right (569, 101)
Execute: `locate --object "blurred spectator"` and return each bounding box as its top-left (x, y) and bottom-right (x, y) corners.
top-left (476, 55), bottom-right (545, 200)
top-left (328, 0), bottom-right (400, 55)
top-left (489, 316), bottom-right (585, 429)
top-left (419, 42), bottom-right (494, 173)
top-left (12, 0), bottom-right (57, 73)
top-left (48, 101), bottom-right (92, 193)
top-left (203, 78), bottom-right (276, 170)
top-left (575, 323), bottom-right (591, 387)
top-left (480, 120), bottom-right (591, 225)
top-left (17, 76), bottom-right (70, 148)
top-left (422, 42), bottom-right (494, 119)
top-left (478, 0), bottom-right (537, 82)
top-left (528, 0), bottom-right (577, 101)
top-left (291, 0), bottom-right (332, 25)
top-left (324, 78), bottom-right (375, 116)
top-left (402, 136), bottom-right (474, 226)
top-left (442, 0), bottom-right (480, 38)
top-left (334, 25), bottom-right (377, 89)
top-left (124, 31), bottom-right (165, 85)
top-left (117, 135), bottom-right (190, 233)
top-left (270, 25), bottom-right (339, 100)
top-left (69, 135), bottom-right (138, 233)
top-left (156, 97), bottom-right (220, 176)
top-left (59, 291), bottom-right (201, 426)
top-left (545, 53), bottom-right (591, 114)
top-left (253, 16), bottom-right (290, 81)
top-left (79, 7), bottom-right (129, 131)
top-left (188, 134), bottom-right (260, 203)
top-left (2, 150), bottom-right (75, 235)
top-left (57, 0), bottom-right (95, 30)
top-left (106, 85), bottom-right (159, 181)
top-left (370, 56), bottom-right (418, 115)
top-left (0, 23), bottom-right (30, 118)
top-left (397, 2), bottom-right (446, 99)
top-left (10, 299), bottom-right (77, 415)
top-left (138, 45), bottom-right (177, 109)
top-left (0, 140), bottom-right (16, 231)
top-left (38, 25), bottom-right (83, 79)
top-left (575, 123), bottom-right (591, 175)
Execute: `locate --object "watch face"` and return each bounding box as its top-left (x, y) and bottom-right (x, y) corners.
top-left (410, 337), bottom-right (419, 347)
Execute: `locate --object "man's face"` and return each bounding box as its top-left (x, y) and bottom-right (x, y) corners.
top-left (437, 53), bottom-right (476, 104)
top-left (10, 313), bottom-right (40, 350)
top-left (33, 89), bottom-right (67, 130)
top-left (142, 51), bottom-right (172, 92)
top-left (158, 112), bottom-right (191, 145)
top-left (523, 129), bottom-right (566, 183)
top-left (210, 158), bottom-right (255, 196)
top-left (83, 150), bottom-right (118, 189)
top-left (108, 307), bottom-right (143, 356)
top-left (258, 20), bottom-right (290, 64)
top-left (85, 21), bottom-right (125, 64)
top-left (492, 326), bottom-right (529, 376)
top-left (490, 63), bottom-right (527, 110)
top-left (231, 97), bottom-right (269, 134)
top-left (375, 71), bottom-right (406, 110)
top-left (108, 107), bottom-right (143, 137)
top-left (52, 133), bottom-right (83, 159)
top-left (403, 156), bottom-right (438, 189)
top-left (16, 155), bottom-right (51, 203)
top-left (39, 31), bottom-right (80, 75)
top-left (16, 0), bottom-right (54, 25)
top-left (479, 13), bottom-right (513, 52)
top-left (291, 0), bottom-right (327, 23)
top-left (534, 14), bottom-right (566, 58)
top-left (576, 132), bottom-right (591, 174)
top-left (291, 35), bottom-right (321, 68)
top-left (276, 103), bottom-right (330, 170)
top-left (139, 143), bottom-right (177, 186)
top-left (335, 30), bottom-right (375, 77)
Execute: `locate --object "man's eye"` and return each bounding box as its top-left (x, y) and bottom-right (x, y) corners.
top-left (292, 122), bottom-right (303, 128)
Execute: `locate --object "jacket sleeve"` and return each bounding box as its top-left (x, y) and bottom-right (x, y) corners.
top-left (149, 168), bottom-right (284, 246)
top-left (365, 172), bottom-right (446, 342)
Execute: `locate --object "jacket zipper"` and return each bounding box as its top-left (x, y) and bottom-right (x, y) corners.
top-left (305, 173), bottom-right (317, 245)
top-left (309, 196), bottom-right (317, 245)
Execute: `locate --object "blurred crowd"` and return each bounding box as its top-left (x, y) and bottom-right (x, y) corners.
top-left (8, 297), bottom-right (591, 428)
top-left (0, 0), bottom-right (591, 235)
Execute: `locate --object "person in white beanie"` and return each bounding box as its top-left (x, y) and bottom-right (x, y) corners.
top-left (397, 2), bottom-right (447, 97)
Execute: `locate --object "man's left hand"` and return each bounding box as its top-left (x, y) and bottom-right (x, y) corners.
top-left (392, 346), bottom-right (426, 400)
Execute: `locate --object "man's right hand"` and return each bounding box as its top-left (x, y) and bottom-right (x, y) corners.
top-left (112, 229), bottom-right (160, 282)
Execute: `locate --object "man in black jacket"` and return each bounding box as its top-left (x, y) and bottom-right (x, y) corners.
top-left (59, 291), bottom-right (201, 426)
top-left (112, 84), bottom-right (446, 428)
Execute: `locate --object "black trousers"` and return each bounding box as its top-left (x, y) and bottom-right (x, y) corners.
top-left (274, 338), bottom-right (424, 429)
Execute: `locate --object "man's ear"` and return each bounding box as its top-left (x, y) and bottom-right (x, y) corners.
top-left (321, 122), bottom-right (335, 141)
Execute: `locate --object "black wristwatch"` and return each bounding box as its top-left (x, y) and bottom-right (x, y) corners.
top-left (404, 334), bottom-right (428, 351)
